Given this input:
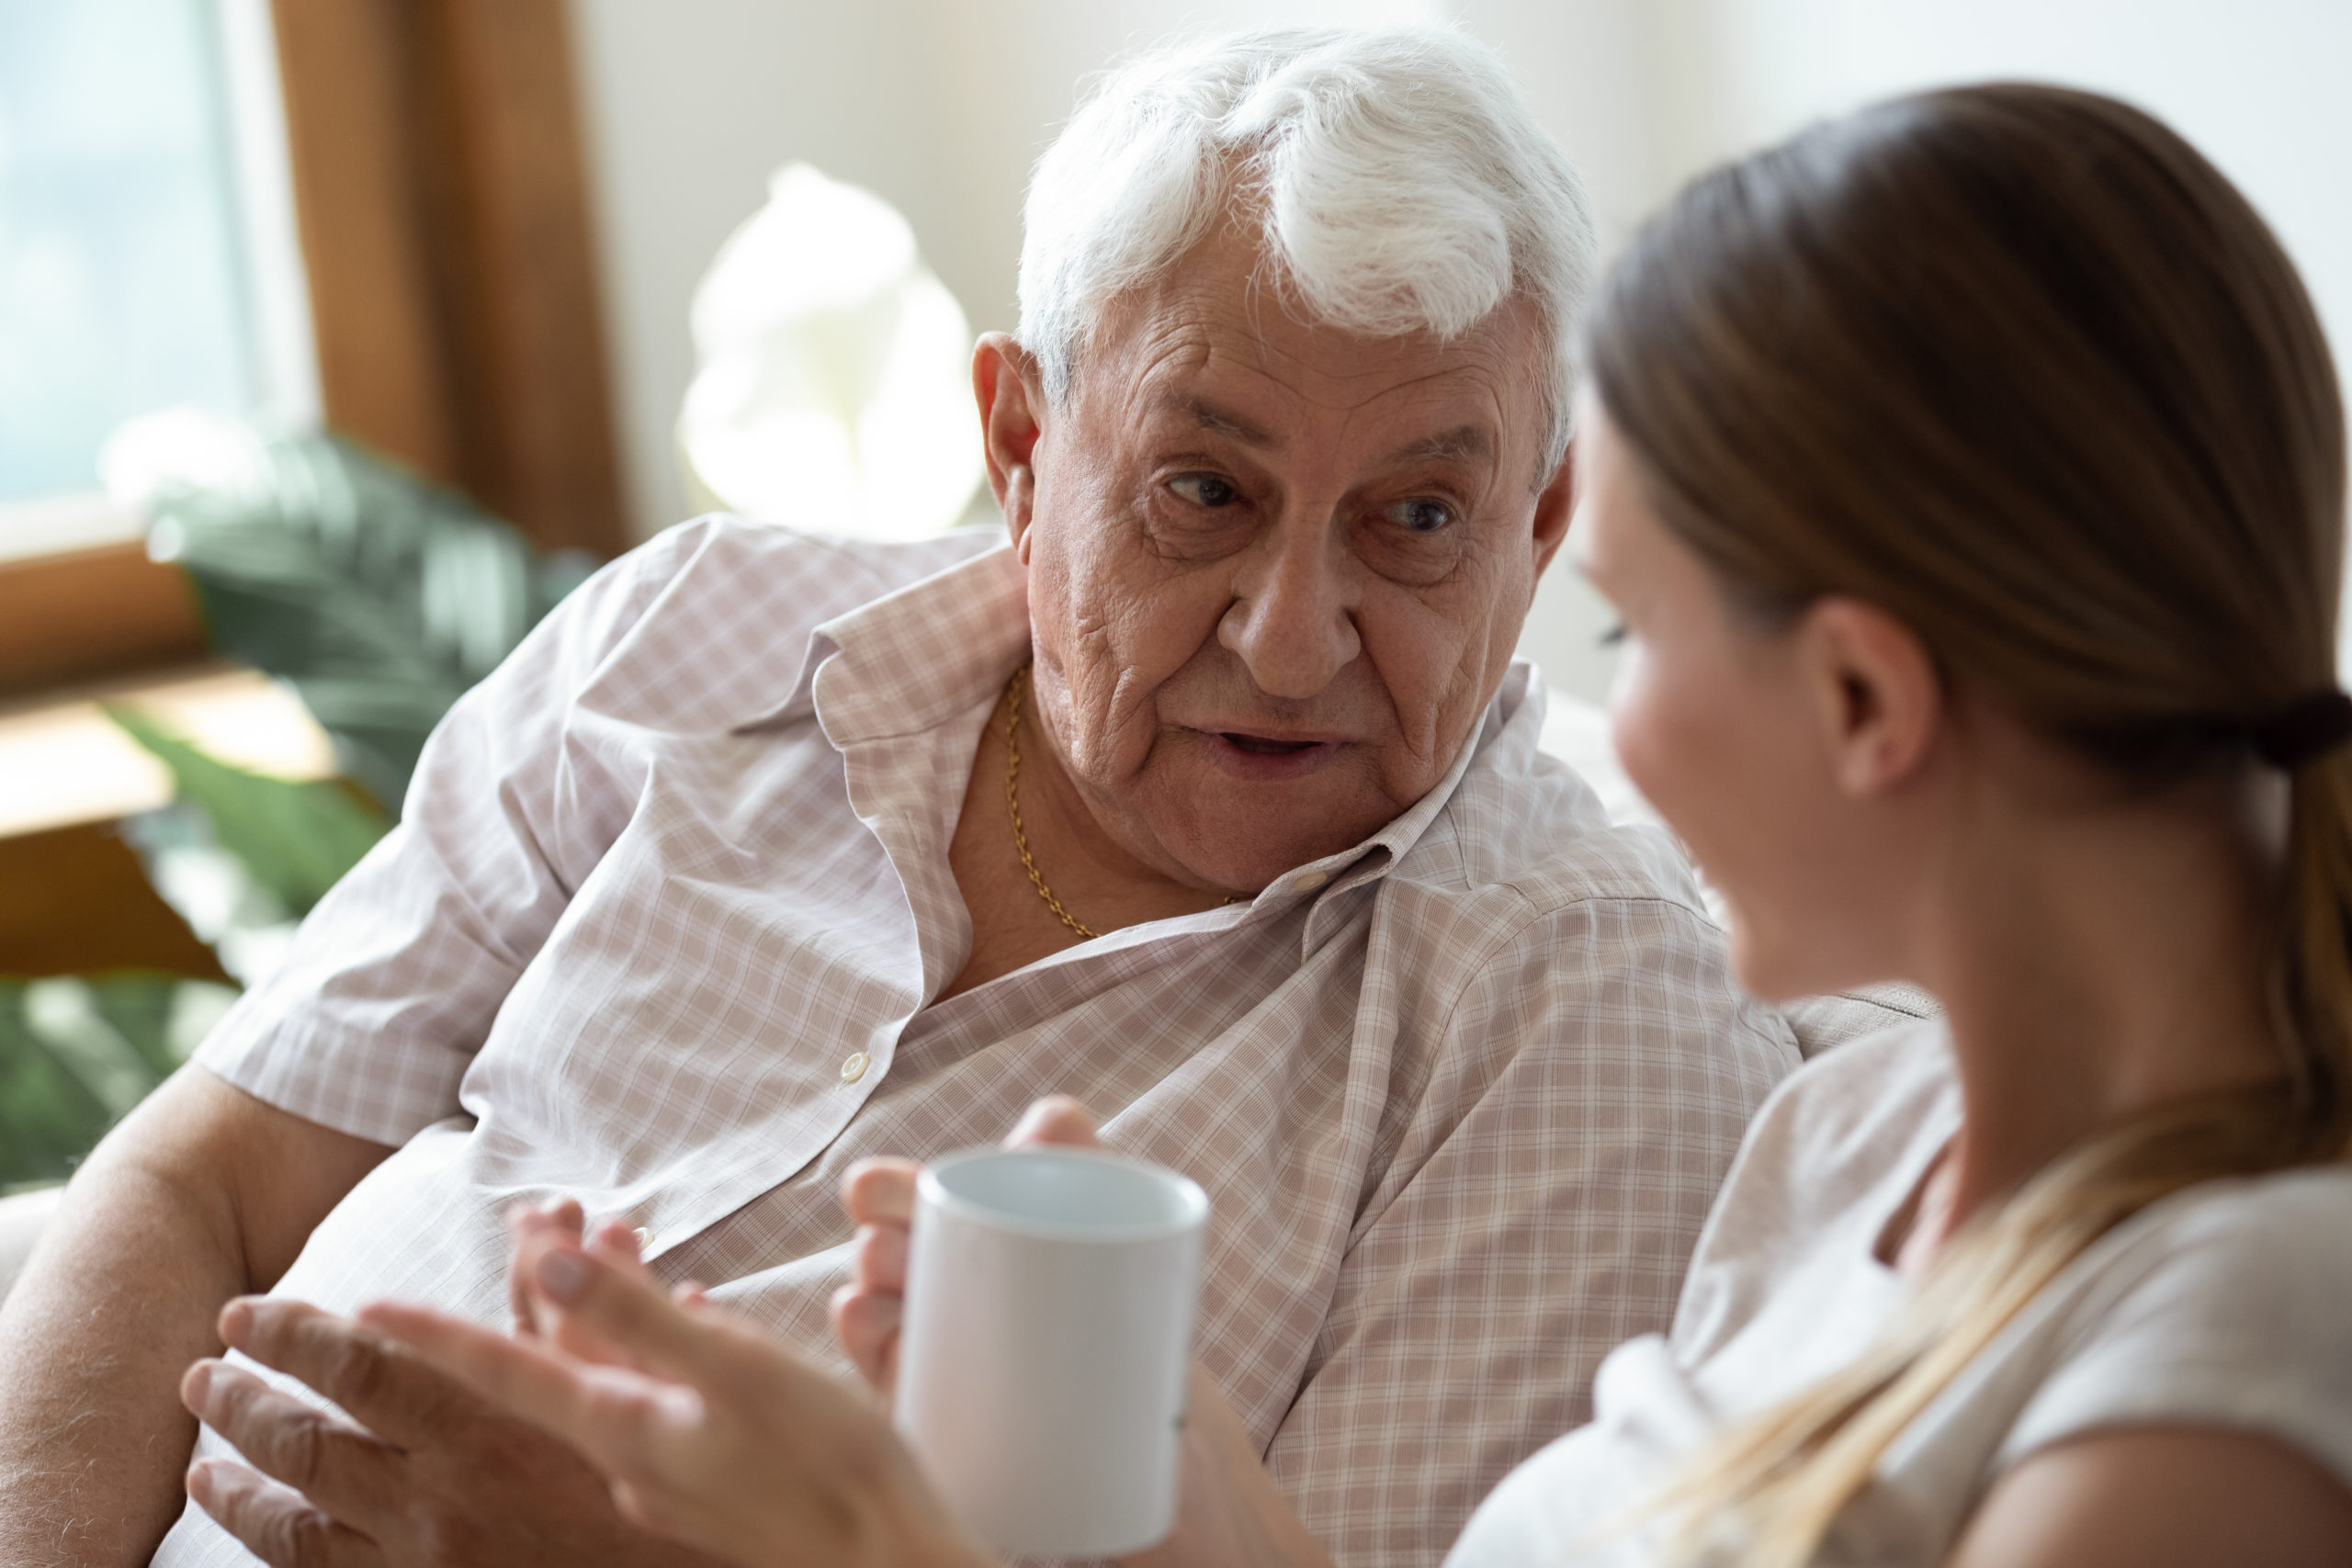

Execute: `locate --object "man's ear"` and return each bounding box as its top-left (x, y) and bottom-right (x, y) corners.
top-left (974, 333), bottom-right (1046, 553)
top-left (1798, 596), bottom-right (1942, 797)
top-left (1531, 445), bottom-right (1576, 576)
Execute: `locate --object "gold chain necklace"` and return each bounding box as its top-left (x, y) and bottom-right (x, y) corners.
top-left (1002, 662), bottom-right (1246, 940)
top-left (1004, 662), bottom-right (1101, 940)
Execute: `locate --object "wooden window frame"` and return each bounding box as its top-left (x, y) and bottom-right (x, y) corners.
top-left (0, 0), bottom-right (627, 702)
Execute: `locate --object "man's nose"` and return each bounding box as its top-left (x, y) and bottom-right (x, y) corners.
top-left (1216, 521), bottom-right (1363, 700)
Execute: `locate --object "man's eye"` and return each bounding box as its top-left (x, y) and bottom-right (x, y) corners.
top-left (1385, 498), bottom-right (1455, 535)
top-left (1169, 473), bottom-right (1239, 508)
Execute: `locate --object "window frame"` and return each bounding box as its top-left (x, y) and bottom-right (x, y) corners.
top-left (0, 0), bottom-right (627, 698)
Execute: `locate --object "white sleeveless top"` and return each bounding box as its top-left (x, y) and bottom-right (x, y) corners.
top-left (1448, 1022), bottom-right (2352, 1567)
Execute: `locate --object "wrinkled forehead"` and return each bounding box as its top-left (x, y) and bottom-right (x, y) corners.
top-left (1069, 227), bottom-right (1556, 469)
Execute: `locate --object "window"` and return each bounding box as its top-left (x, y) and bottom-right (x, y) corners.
top-left (0, 0), bottom-right (622, 704)
top-left (0, 0), bottom-right (311, 562)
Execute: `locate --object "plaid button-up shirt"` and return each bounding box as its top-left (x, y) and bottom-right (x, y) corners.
top-left (161, 517), bottom-right (1797, 1568)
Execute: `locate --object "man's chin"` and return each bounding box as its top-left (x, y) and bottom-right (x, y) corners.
top-left (1159, 794), bottom-right (1396, 895)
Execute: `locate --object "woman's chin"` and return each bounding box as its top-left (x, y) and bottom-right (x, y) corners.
top-left (1725, 907), bottom-right (1851, 1006)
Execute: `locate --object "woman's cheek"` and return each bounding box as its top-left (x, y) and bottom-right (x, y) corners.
top-left (1611, 644), bottom-right (1747, 891)
top-left (1608, 645), bottom-right (1688, 818)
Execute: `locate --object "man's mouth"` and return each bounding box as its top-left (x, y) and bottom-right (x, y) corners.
top-left (1221, 732), bottom-right (1324, 757)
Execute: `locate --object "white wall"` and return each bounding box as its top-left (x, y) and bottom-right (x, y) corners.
top-left (568, 0), bottom-right (2352, 700)
top-left (568, 0), bottom-right (1441, 548)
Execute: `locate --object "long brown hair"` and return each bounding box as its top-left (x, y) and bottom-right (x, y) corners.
top-left (1585, 84), bottom-right (2352, 1564)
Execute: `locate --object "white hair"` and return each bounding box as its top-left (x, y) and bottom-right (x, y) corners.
top-left (1016, 27), bottom-right (1596, 469)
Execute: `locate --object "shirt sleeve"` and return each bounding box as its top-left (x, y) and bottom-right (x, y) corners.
top-left (1998, 1171), bottom-right (2352, 1495)
top-left (1262, 894), bottom-right (1800, 1568)
top-left (193, 521), bottom-right (727, 1144)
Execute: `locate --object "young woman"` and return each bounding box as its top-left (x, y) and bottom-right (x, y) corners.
top-left (282, 82), bottom-right (2352, 1566)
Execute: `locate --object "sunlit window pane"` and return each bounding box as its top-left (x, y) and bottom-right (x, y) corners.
top-left (0, 0), bottom-right (259, 505)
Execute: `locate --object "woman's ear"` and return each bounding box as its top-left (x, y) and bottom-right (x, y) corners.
top-left (1799, 596), bottom-right (1943, 797)
top-left (973, 333), bottom-right (1045, 551)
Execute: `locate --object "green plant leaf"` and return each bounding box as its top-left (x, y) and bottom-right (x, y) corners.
top-left (145, 434), bottom-right (594, 812)
top-left (0, 980), bottom-right (113, 1187)
top-left (104, 705), bottom-right (390, 918)
top-left (0, 975), bottom-right (234, 1189)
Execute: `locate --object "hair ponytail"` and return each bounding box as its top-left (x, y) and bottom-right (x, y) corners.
top-left (2274, 748), bottom-right (2352, 1148)
top-left (1582, 83), bottom-right (2351, 1565)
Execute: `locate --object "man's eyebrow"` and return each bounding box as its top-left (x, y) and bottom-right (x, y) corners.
top-left (1163, 400), bottom-right (1497, 467)
top-left (1387, 424), bottom-right (1496, 468)
top-left (1171, 396), bottom-right (1275, 446)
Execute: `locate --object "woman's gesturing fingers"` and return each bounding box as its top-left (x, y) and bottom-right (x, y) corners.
top-left (363, 1250), bottom-right (748, 1545)
top-left (505, 1199), bottom-right (585, 1338)
top-left (367, 1244), bottom-right (988, 1568)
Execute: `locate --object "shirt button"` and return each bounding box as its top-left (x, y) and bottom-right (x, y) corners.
top-left (840, 1051), bottom-right (871, 1084)
top-left (1292, 870), bottom-right (1330, 892)
top-left (632, 1226), bottom-right (654, 1254)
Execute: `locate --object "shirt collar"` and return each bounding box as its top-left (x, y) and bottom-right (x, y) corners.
top-left (729, 538), bottom-right (1024, 739)
top-left (814, 543), bottom-right (1032, 746)
top-left (1238, 665), bottom-right (1520, 920)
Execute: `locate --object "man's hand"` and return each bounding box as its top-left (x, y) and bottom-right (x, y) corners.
top-left (365, 1236), bottom-right (989, 1568)
top-left (180, 1297), bottom-right (727, 1568)
top-left (829, 1094), bottom-right (1102, 1400)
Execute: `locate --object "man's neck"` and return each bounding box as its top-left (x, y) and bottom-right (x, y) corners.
top-left (939, 679), bottom-right (1233, 1001)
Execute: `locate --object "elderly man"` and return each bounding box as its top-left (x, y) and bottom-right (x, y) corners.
top-left (0, 27), bottom-right (1794, 1568)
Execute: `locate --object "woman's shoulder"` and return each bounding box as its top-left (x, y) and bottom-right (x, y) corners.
top-left (1997, 1162), bottom-right (2352, 1492)
top-left (2050, 1161), bottom-right (2352, 1361)
top-left (2130, 1160), bottom-right (2352, 1256)
top-left (1664, 1020), bottom-right (1956, 1363)
top-left (1705, 1019), bottom-right (1958, 1237)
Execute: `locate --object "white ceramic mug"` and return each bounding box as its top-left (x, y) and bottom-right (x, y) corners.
top-left (891, 1145), bottom-right (1209, 1558)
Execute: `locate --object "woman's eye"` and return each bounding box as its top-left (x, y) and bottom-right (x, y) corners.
top-left (1385, 498), bottom-right (1455, 535)
top-left (1168, 473), bottom-right (1239, 508)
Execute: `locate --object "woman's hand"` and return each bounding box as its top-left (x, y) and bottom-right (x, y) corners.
top-left (829, 1099), bottom-right (1339, 1568)
top-left (503, 1198), bottom-right (701, 1368)
top-left (830, 1094), bottom-right (1102, 1401)
top-left (362, 1231), bottom-right (990, 1568)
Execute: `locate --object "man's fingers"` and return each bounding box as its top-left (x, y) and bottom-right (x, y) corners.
top-left (851, 1221), bottom-right (908, 1293)
top-left (359, 1302), bottom-right (613, 1444)
top-left (1005, 1094), bottom-right (1102, 1148)
top-left (366, 1300), bottom-right (706, 1497)
top-left (219, 1297), bottom-right (471, 1452)
top-left (182, 1361), bottom-right (398, 1534)
top-left (829, 1283), bottom-right (900, 1397)
top-left (842, 1158), bottom-right (920, 1226)
top-left (187, 1458), bottom-right (384, 1568)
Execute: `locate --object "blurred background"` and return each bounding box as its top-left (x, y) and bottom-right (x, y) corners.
top-left (2, 0), bottom-right (2346, 1186)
